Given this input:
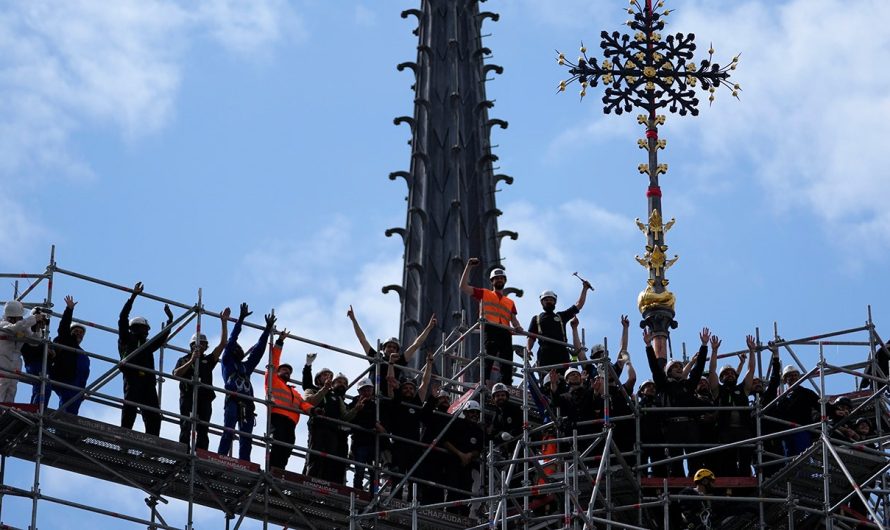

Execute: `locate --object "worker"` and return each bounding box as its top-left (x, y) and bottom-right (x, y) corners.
top-left (118, 282), bottom-right (173, 436)
top-left (773, 364), bottom-right (819, 458)
top-left (305, 371), bottom-right (355, 483)
top-left (50, 296), bottom-right (90, 414)
top-left (20, 307), bottom-right (51, 406)
top-left (676, 468), bottom-right (723, 529)
top-left (173, 307), bottom-right (229, 450)
top-left (1, 300), bottom-right (47, 402)
top-left (459, 257), bottom-right (523, 386)
top-left (347, 377), bottom-right (385, 491)
top-left (347, 305), bottom-right (436, 382)
top-left (526, 280), bottom-right (592, 370)
top-left (218, 303), bottom-right (275, 462)
top-left (707, 335), bottom-right (757, 477)
top-left (444, 400), bottom-right (485, 516)
top-left (265, 328), bottom-right (317, 470)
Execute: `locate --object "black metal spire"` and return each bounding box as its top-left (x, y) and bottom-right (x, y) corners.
top-left (385, 0), bottom-right (517, 359)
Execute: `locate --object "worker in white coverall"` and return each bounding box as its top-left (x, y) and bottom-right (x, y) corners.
top-left (0, 300), bottom-right (47, 402)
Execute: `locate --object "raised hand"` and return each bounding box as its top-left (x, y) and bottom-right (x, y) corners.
top-left (570, 316), bottom-right (580, 329)
top-left (347, 305), bottom-right (356, 321)
top-left (238, 302), bottom-right (252, 321)
top-left (64, 295), bottom-right (77, 309)
top-left (220, 307), bottom-right (231, 321)
top-left (700, 327), bottom-right (711, 346)
top-left (642, 328), bottom-right (653, 346)
top-left (467, 257), bottom-right (480, 267)
top-left (427, 313), bottom-right (437, 329)
top-left (620, 315), bottom-right (629, 328)
top-left (306, 352), bottom-right (317, 365)
top-left (131, 282), bottom-right (144, 297)
top-left (710, 334), bottom-right (722, 352)
top-left (582, 280), bottom-right (593, 291)
top-left (746, 335), bottom-right (757, 352)
top-left (163, 304), bottom-right (174, 321)
top-left (276, 328), bottom-right (289, 345)
top-left (389, 352), bottom-right (400, 364)
top-left (264, 312), bottom-right (277, 329)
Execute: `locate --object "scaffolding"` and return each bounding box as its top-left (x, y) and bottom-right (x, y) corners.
top-left (0, 247), bottom-right (888, 529)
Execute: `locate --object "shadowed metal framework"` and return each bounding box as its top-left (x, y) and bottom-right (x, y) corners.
top-left (556, 0), bottom-right (740, 339)
top-left (385, 0), bottom-right (519, 358)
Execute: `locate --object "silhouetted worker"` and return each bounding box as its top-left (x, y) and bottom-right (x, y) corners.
top-left (444, 400), bottom-right (484, 516)
top-left (459, 258), bottom-right (523, 386)
top-left (20, 307), bottom-right (51, 406)
top-left (118, 282), bottom-right (173, 436)
top-left (526, 281), bottom-right (592, 369)
top-left (382, 351), bottom-right (431, 499)
top-left (51, 296), bottom-right (89, 414)
top-left (707, 335), bottom-right (757, 476)
top-left (773, 364), bottom-right (819, 458)
top-left (173, 307), bottom-right (229, 450)
top-left (676, 468), bottom-right (723, 530)
top-left (636, 380), bottom-right (662, 477)
top-left (305, 371), bottom-right (355, 483)
top-left (265, 328), bottom-right (316, 470)
top-left (646, 327), bottom-right (711, 477)
top-left (218, 303), bottom-right (275, 461)
top-left (347, 377), bottom-right (385, 491)
top-left (488, 382), bottom-right (522, 455)
top-left (347, 305), bottom-right (436, 382)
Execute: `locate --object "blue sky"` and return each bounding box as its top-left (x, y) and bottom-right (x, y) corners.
top-left (1, 0), bottom-right (889, 528)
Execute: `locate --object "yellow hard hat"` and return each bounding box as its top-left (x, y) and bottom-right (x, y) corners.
top-left (693, 468), bottom-right (715, 483)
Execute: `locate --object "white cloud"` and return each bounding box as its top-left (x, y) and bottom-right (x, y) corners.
top-left (0, 0), bottom-right (303, 182)
top-left (354, 5), bottom-right (377, 28)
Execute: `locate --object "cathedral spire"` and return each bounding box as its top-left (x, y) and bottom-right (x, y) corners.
top-left (384, 0), bottom-right (518, 358)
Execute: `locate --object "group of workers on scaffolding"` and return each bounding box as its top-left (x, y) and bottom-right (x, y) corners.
top-left (0, 257), bottom-right (886, 527)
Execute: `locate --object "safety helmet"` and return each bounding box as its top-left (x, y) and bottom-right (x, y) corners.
top-left (129, 316), bottom-right (150, 329)
top-left (664, 360), bottom-right (683, 374)
top-left (590, 344), bottom-right (606, 358)
top-left (3, 301), bottom-right (24, 318)
top-left (278, 363), bottom-right (294, 373)
top-left (639, 379), bottom-right (655, 391)
top-left (464, 400), bottom-right (482, 412)
top-left (382, 337), bottom-right (401, 350)
top-left (333, 372), bottom-right (348, 384)
top-left (491, 383), bottom-right (509, 396)
top-left (832, 396), bottom-right (852, 409)
top-left (357, 378), bottom-right (374, 390)
top-left (314, 367), bottom-right (333, 386)
top-left (564, 367), bottom-right (582, 379)
top-left (70, 321), bottom-right (87, 334)
top-left (190, 332), bottom-right (208, 345)
top-left (781, 365), bottom-right (800, 380)
top-left (399, 376), bottom-right (417, 388)
top-left (539, 290), bottom-right (558, 302)
top-left (489, 268), bottom-right (507, 281)
top-left (542, 373), bottom-right (552, 386)
top-left (693, 468), bottom-right (715, 483)
top-left (718, 365), bottom-right (737, 379)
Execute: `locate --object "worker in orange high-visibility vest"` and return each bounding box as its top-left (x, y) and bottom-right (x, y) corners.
top-left (265, 328), bottom-right (318, 470)
top-left (459, 257), bottom-right (523, 386)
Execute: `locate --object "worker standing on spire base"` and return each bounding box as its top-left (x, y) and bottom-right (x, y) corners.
top-left (527, 281), bottom-right (592, 371)
top-left (118, 282), bottom-right (173, 436)
top-left (459, 258), bottom-right (523, 387)
top-left (173, 307), bottom-right (229, 451)
top-left (218, 303), bottom-right (275, 462)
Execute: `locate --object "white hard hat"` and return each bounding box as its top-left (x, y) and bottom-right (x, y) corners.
top-left (464, 400), bottom-right (482, 412)
top-left (539, 290), bottom-right (558, 302)
top-left (564, 367), bottom-right (582, 378)
top-left (3, 301), bottom-right (24, 318)
top-left (782, 365), bottom-right (800, 379)
top-left (664, 360), bottom-right (682, 374)
top-left (129, 316), bottom-right (150, 329)
top-left (190, 332), bottom-right (208, 345)
top-left (542, 373), bottom-right (552, 385)
top-left (334, 372), bottom-right (348, 383)
top-left (358, 378), bottom-right (374, 390)
top-left (718, 365), bottom-right (737, 379)
top-left (590, 344), bottom-right (605, 357)
top-left (492, 383), bottom-right (509, 395)
top-left (382, 337), bottom-right (401, 350)
top-left (639, 379), bottom-right (655, 390)
top-left (70, 322), bottom-right (86, 333)
top-left (489, 268), bottom-right (507, 281)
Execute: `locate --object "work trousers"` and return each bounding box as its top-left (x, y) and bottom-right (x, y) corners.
top-left (121, 376), bottom-right (161, 436)
top-left (218, 397), bottom-right (256, 461)
top-left (351, 443), bottom-right (376, 491)
top-left (179, 394), bottom-right (214, 451)
top-left (269, 413), bottom-right (296, 469)
top-left (483, 325), bottom-right (514, 386)
top-left (306, 424), bottom-right (347, 483)
top-left (663, 417), bottom-right (702, 477)
top-left (0, 354), bottom-right (22, 403)
top-left (54, 386), bottom-right (85, 415)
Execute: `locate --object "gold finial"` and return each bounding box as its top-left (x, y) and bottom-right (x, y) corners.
top-left (638, 163), bottom-right (650, 174)
top-left (657, 139), bottom-right (667, 150)
top-left (635, 217), bottom-right (647, 235)
top-left (557, 53), bottom-right (565, 65)
top-left (638, 287), bottom-right (676, 313)
top-left (655, 115), bottom-right (666, 125)
top-left (656, 163), bottom-right (668, 175)
top-left (637, 139), bottom-right (648, 150)
top-left (580, 45), bottom-right (587, 54)
top-left (637, 114), bottom-right (648, 125)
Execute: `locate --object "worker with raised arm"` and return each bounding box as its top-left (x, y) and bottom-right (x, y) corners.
top-left (118, 282), bottom-right (173, 436)
top-left (459, 258), bottom-right (523, 386)
top-left (173, 307), bottom-right (230, 451)
top-left (218, 303), bottom-right (275, 462)
top-left (265, 328), bottom-right (316, 470)
top-left (527, 280), bottom-right (592, 370)
top-left (347, 305), bottom-right (436, 381)
top-left (707, 334), bottom-right (757, 476)
top-left (50, 296), bottom-right (89, 414)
